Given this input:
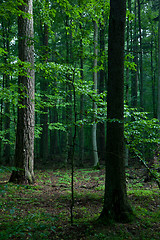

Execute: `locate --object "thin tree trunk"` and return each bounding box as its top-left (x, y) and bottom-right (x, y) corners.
top-left (157, 0), bottom-right (160, 120)
top-left (0, 78), bottom-right (4, 165)
top-left (92, 21), bottom-right (99, 167)
top-left (65, 16), bottom-right (73, 164)
top-left (2, 19), bottom-right (11, 164)
top-left (40, 22), bottom-right (49, 161)
top-left (125, 0), bottom-right (131, 104)
top-left (98, 21), bottom-right (106, 162)
top-left (151, 38), bottom-right (156, 118)
top-left (137, 0), bottom-right (143, 108)
top-left (79, 21), bottom-right (84, 166)
top-left (131, 0), bottom-right (138, 108)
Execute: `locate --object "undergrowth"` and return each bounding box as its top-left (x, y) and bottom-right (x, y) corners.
top-left (0, 167), bottom-right (159, 239)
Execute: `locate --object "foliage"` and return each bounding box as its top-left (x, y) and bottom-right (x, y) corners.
top-left (124, 105), bottom-right (160, 155)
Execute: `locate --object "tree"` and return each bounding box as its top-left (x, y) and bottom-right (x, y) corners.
top-left (99, 0), bottom-right (133, 222)
top-left (9, 0), bottom-right (35, 184)
top-left (131, 0), bottom-right (138, 108)
top-left (39, 21), bottom-right (49, 162)
top-left (137, 0), bottom-right (143, 108)
top-left (98, 18), bottom-right (106, 163)
top-left (157, 0), bottom-right (160, 120)
top-left (2, 18), bottom-right (11, 164)
top-left (79, 9), bottom-right (85, 167)
top-left (92, 20), bottom-right (99, 167)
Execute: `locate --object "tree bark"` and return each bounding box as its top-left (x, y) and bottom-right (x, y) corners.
top-left (131, 0), bottom-right (138, 108)
top-left (2, 19), bottom-right (11, 165)
top-left (137, 0), bottom-right (143, 108)
top-left (157, 0), bottom-right (160, 120)
top-left (98, 21), bottom-right (106, 162)
top-left (151, 38), bottom-right (156, 118)
top-left (9, 0), bottom-right (35, 184)
top-left (65, 16), bottom-right (73, 164)
top-left (40, 22), bottom-right (49, 162)
top-left (99, 0), bottom-right (133, 223)
top-left (92, 21), bottom-right (99, 167)
top-left (79, 20), bottom-right (84, 167)
top-left (125, 0), bottom-right (131, 104)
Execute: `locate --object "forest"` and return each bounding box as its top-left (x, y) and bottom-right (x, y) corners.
top-left (0, 0), bottom-right (160, 239)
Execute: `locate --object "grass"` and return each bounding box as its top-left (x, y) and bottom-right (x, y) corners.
top-left (0, 167), bottom-right (160, 239)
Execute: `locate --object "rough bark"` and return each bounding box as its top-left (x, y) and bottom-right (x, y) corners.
top-left (99, 0), bottom-right (133, 223)
top-left (9, 0), bottom-right (35, 184)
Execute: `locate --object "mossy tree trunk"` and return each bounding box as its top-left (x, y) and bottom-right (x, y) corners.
top-left (99, 0), bottom-right (133, 223)
top-left (9, 0), bottom-right (35, 184)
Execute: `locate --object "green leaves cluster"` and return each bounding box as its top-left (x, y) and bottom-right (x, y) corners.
top-left (124, 105), bottom-right (160, 158)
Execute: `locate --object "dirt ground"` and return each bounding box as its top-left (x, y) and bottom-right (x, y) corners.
top-left (0, 167), bottom-right (160, 239)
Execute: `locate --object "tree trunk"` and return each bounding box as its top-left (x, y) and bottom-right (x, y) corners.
top-left (92, 21), bottom-right (99, 167)
top-left (131, 0), bottom-right (138, 108)
top-left (98, 21), bottom-right (106, 162)
top-left (125, 0), bottom-right (131, 104)
top-left (157, 0), bottom-right (160, 120)
top-left (2, 19), bottom-right (11, 165)
top-left (0, 79), bottom-right (4, 165)
top-left (9, 0), bottom-right (35, 184)
top-left (39, 22), bottom-right (49, 162)
top-left (151, 38), bottom-right (156, 118)
top-left (99, 0), bottom-right (133, 223)
top-left (137, 0), bottom-right (143, 108)
top-left (65, 16), bottom-right (73, 164)
top-left (79, 20), bottom-right (84, 167)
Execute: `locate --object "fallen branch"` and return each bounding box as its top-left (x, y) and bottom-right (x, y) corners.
top-left (133, 149), bottom-right (160, 189)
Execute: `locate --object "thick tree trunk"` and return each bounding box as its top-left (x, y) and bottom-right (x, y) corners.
top-left (99, 0), bottom-right (133, 223)
top-left (9, 0), bottom-right (35, 184)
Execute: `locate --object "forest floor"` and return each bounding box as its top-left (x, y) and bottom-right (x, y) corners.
top-left (0, 166), bottom-right (160, 240)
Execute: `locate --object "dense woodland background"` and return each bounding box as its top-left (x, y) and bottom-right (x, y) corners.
top-left (0, 0), bottom-right (160, 172)
top-left (0, 0), bottom-right (160, 239)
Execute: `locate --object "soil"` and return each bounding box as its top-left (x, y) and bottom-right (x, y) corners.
top-left (0, 167), bottom-right (160, 239)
